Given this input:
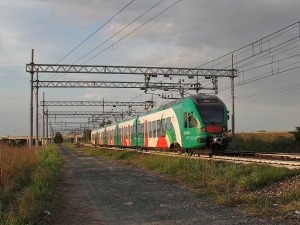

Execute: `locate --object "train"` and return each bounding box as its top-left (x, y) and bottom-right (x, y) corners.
top-left (91, 94), bottom-right (229, 155)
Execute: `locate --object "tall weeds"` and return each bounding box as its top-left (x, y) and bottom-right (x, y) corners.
top-left (0, 145), bottom-right (62, 225)
top-left (0, 145), bottom-right (38, 204)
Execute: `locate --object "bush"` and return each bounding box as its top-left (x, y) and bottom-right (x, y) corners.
top-left (293, 126), bottom-right (300, 142)
top-left (54, 132), bottom-right (63, 144)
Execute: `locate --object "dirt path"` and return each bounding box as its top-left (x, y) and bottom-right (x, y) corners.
top-left (45, 145), bottom-right (293, 225)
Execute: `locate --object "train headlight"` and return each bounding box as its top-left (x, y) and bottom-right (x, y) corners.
top-left (197, 138), bottom-right (206, 143)
top-left (200, 127), bottom-right (206, 132)
top-left (222, 132), bottom-right (228, 138)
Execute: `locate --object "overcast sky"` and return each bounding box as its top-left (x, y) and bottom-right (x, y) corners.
top-left (0, 0), bottom-right (300, 136)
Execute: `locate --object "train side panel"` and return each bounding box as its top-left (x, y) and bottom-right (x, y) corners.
top-left (138, 107), bottom-right (181, 150)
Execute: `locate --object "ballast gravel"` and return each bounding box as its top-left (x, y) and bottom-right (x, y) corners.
top-left (45, 145), bottom-right (297, 225)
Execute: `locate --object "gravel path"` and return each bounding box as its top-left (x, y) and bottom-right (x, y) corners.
top-left (46, 145), bottom-right (295, 225)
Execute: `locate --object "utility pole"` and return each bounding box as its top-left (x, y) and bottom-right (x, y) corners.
top-left (102, 98), bottom-right (104, 113)
top-left (42, 92), bottom-right (45, 148)
top-left (46, 107), bottom-right (48, 146)
top-left (29, 49), bottom-right (34, 148)
top-left (231, 54), bottom-right (236, 149)
top-left (35, 69), bottom-right (39, 148)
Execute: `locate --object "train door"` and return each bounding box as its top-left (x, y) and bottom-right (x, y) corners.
top-left (127, 124), bottom-right (131, 146)
top-left (115, 125), bottom-right (119, 146)
top-left (165, 117), bottom-right (175, 145)
top-left (131, 121), bottom-right (138, 147)
top-left (137, 122), bottom-right (144, 147)
top-left (121, 126), bottom-right (126, 146)
top-left (183, 111), bottom-right (199, 148)
top-left (156, 118), bottom-right (168, 148)
top-left (144, 121), bottom-right (148, 147)
top-left (104, 128), bottom-right (108, 145)
top-left (93, 131), bottom-right (98, 145)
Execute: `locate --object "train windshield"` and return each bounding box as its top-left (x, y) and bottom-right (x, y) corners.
top-left (196, 105), bottom-right (224, 125)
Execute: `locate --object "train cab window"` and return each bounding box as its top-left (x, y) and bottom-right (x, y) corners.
top-left (166, 117), bottom-right (172, 130)
top-left (152, 121), bottom-right (157, 138)
top-left (197, 105), bottom-right (224, 124)
top-left (148, 122), bottom-right (152, 138)
top-left (189, 114), bottom-right (198, 128)
top-left (184, 112), bottom-right (198, 128)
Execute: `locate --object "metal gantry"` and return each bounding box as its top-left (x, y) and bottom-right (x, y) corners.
top-left (33, 80), bottom-right (216, 92)
top-left (47, 111), bottom-right (132, 118)
top-left (42, 100), bottom-right (151, 143)
top-left (41, 100), bottom-right (150, 107)
top-left (26, 63), bottom-right (236, 77)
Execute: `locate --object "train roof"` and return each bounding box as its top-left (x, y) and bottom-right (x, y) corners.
top-left (160, 94), bottom-right (222, 108)
top-left (138, 94), bottom-right (223, 117)
top-left (91, 94), bottom-right (225, 131)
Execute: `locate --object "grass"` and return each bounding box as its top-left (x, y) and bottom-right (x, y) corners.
top-left (0, 144), bottom-right (63, 225)
top-left (67, 143), bottom-right (300, 220)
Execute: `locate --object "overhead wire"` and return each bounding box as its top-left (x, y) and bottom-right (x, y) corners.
top-left (73, 0), bottom-right (166, 64)
top-left (198, 22), bottom-right (300, 99)
top-left (82, 0), bottom-right (183, 64)
top-left (195, 21), bottom-right (300, 69)
top-left (55, 0), bottom-right (136, 65)
top-left (45, 0), bottom-right (136, 81)
top-left (235, 84), bottom-right (300, 99)
top-left (49, 0), bottom-right (181, 83)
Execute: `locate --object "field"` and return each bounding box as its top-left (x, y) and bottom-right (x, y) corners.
top-left (0, 144), bottom-right (62, 225)
top-left (232, 131), bottom-right (300, 152)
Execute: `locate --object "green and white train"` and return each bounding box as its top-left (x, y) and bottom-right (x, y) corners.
top-left (91, 94), bottom-right (229, 155)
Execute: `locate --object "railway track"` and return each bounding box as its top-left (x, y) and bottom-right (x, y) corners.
top-left (81, 144), bottom-right (300, 169)
top-left (209, 153), bottom-right (300, 169)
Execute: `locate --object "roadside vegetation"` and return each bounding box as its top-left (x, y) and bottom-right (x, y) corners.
top-left (0, 144), bottom-right (63, 225)
top-left (67, 143), bottom-right (300, 220)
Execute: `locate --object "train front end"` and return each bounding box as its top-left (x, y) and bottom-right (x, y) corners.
top-left (192, 95), bottom-right (229, 153)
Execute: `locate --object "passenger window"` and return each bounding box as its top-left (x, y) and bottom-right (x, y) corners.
top-left (166, 117), bottom-right (172, 130)
top-left (157, 120), bottom-right (161, 136)
top-left (152, 121), bottom-right (156, 138)
top-left (141, 124), bottom-right (144, 138)
top-left (161, 118), bottom-right (165, 135)
top-left (148, 122), bottom-right (152, 138)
